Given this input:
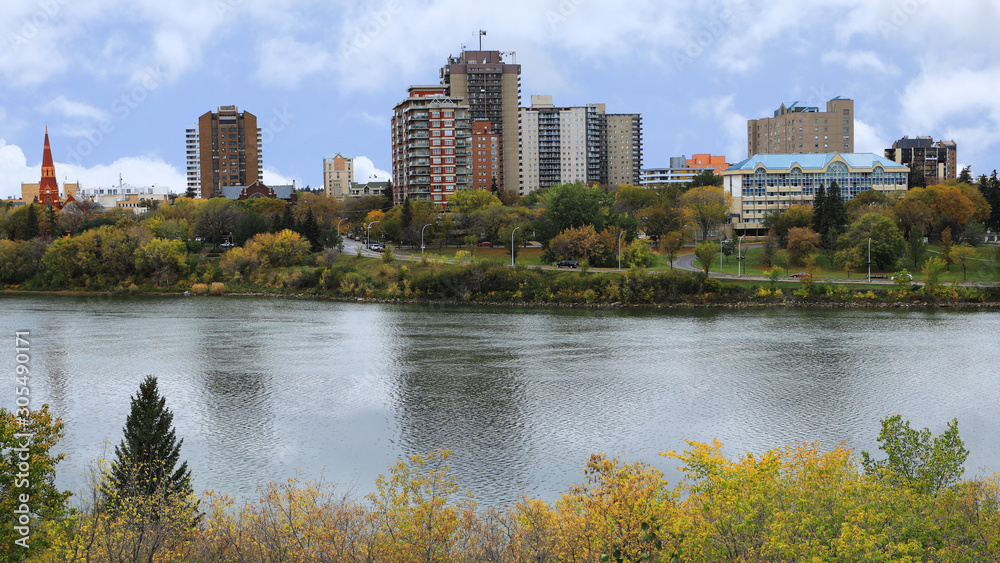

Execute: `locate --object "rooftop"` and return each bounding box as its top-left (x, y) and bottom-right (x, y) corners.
top-left (726, 153), bottom-right (909, 172)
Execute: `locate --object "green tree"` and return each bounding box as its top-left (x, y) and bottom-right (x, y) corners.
top-left (680, 186), bottom-right (733, 242)
top-left (840, 213), bottom-right (906, 271)
top-left (922, 256), bottom-right (947, 294)
top-left (538, 183), bottom-right (614, 243)
top-left (763, 205), bottom-right (813, 247)
top-left (1, 405), bottom-right (72, 559)
top-left (694, 241), bottom-right (720, 274)
top-left (688, 169), bottom-right (723, 188)
top-left (906, 225), bottom-right (926, 268)
top-left (861, 415), bottom-right (969, 496)
top-left (958, 165), bottom-right (974, 184)
top-left (233, 211), bottom-right (269, 246)
top-left (108, 376), bottom-right (192, 504)
top-left (302, 207), bottom-right (322, 252)
top-left (907, 166), bottom-right (927, 190)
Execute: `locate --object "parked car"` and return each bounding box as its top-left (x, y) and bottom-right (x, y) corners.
top-left (368, 243), bottom-right (384, 252)
top-left (476, 241), bottom-right (492, 247)
top-left (791, 272), bottom-right (811, 278)
top-left (556, 260), bottom-right (580, 269)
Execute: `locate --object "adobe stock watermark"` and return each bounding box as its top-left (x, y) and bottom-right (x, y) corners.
top-left (7, 0), bottom-right (72, 53)
top-left (259, 106), bottom-right (295, 145)
top-left (65, 66), bottom-right (169, 166)
top-left (12, 331), bottom-right (33, 549)
top-left (336, 1), bottom-right (403, 64)
top-left (213, 0), bottom-right (245, 19)
top-left (879, 0), bottom-right (928, 38)
top-left (546, 0), bottom-right (587, 28)
top-left (673, 5), bottom-right (744, 73)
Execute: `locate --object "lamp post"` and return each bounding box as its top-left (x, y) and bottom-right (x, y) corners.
top-left (420, 223), bottom-right (432, 255)
top-left (617, 230), bottom-right (626, 271)
top-left (867, 237), bottom-right (871, 282)
top-left (511, 226), bottom-right (521, 266)
top-left (367, 220), bottom-right (380, 248)
top-left (337, 218), bottom-right (347, 238)
top-left (738, 234), bottom-right (745, 277)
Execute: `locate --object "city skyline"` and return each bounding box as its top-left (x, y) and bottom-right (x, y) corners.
top-left (1, 0), bottom-right (999, 200)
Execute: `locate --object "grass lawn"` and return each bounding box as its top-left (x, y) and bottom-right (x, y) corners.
top-left (707, 244), bottom-right (1000, 283)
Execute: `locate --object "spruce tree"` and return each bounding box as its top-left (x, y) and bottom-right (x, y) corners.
top-left (23, 204), bottom-right (40, 240)
top-left (281, 204), bottom-right (294, 233)
top-left (812, 184), bottom-right (827, 235)
top-left (826, 181), bottom-right (848, 235)
top-left (109, 376), bottom-right (192, 502)
top-left (302, 207), bottom-right (321, 251)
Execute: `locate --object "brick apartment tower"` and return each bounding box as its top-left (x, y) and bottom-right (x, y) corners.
top-left (747, 97), bottom-right (854, 156)
top-left (471, 121), bottom-right (499, 191)
top-left (439, 50), bottom-right (521, 194)
top-left (187, 105), bottom-right (262, 198)
top-left (391, 85), bottom-right (472, 208)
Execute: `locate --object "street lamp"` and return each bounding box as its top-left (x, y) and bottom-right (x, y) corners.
top-left (367, 220), bottom-right (380, 248)
top-left (337, 218), bottom-right (347, 237)
top-left (682, 225), bottom-right (696, 246)
top-left (617, 230), bottom-right (626, 271)
top-left (738, 234), bottom-right (745, 277)
top-left (420, 223), bottom-right (432, 255)
top-left (511, 226), bottom-right (521, 266)
top-left (867, 237), bottom-right (871, 282)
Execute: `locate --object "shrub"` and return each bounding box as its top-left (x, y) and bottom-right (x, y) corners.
top-left (191, 283), bottom-right (209, 295)
top-left (209, 282), bottom-right (225, 295)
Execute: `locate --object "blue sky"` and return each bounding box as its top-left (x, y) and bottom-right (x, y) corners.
top-left (2, 0), bottom-right (999, 199)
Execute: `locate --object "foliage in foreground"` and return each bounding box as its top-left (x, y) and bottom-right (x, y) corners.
top-left (9, 412), bottom-right (997, 562)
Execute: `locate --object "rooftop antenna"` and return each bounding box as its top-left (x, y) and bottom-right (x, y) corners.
top-left (479, 29), bottom-right (486, 50)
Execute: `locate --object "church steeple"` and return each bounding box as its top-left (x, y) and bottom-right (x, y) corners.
top-left (38, 127), bottom-right (63, 209)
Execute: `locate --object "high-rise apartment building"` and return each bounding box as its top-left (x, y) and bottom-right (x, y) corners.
top-left (747, 97), bottom-right (854, 157)
top-left (470, 121), bottom-right (500, 191)
top-left (323, 154), bottom-right (354, 199)
top-left (439, 50), bottom-right (520, 194)
top-left (884, 136), bottom-right (957, 184)
top-left (187, 105), bottom-right (262, 198)
top-left (391, 85), bottom-right (472, 208)
top-left (518, 96), bottom-right (642, 195)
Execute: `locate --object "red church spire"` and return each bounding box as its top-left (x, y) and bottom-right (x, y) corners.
top-left (38, 126), bottom-right (63, 209)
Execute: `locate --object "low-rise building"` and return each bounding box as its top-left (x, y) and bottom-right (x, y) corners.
top-left (721, 153), bottom-right (908, 234)
top-left (348, 180), bottom-right (391, 199)
top-left (642, 154), bottom-right (729, 186)
top-left (77, 183), bottom-right (170, 214)
top-left (218, 180), bottom-right (297, 203)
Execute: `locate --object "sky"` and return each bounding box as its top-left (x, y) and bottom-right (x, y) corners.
top-left (2, 0), bottom-right (999, 200)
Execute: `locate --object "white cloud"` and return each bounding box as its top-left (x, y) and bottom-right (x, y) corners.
top-left (40, 96), bottom-right (110, 121)
top-left (349, 111), bottom-right (390, 129)
top-left (0, 140), bottom-right (187, 199)
top-left (822, 49), bottom-right (898, 76)
top-left (353, 156), bottom-right (390, 183)
top-left (256, 37), bottom-right (332, 89)
top-left (0, 140), bottom-right (33, 200)
top-left (262, 168), bottom-right (294, 186)
top-left (691, 95), bottom-right (749, 161)
top-left (853, 118), bottom-right (888, 155)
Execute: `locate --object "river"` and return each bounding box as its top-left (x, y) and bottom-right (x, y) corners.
top-left (3, 294), bottom-right (999, 507)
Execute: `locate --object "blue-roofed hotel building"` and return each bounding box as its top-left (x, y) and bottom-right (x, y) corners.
top-left (720, 153), bottom-right (909, 235)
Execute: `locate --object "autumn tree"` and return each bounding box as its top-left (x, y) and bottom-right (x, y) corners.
top-left (194, 198), bottom-right (243, 247)
top-left (786, 226), bottom-right (820, 266)
top-left (680, 186), bottom-right (733, 241)
top-left (1, 405), bottom-right (71, 560)
top-left (940, 226), bottom-right (953, 270)
top-left (906, 225), bottom-right (927, 268)
top-left (950, 243), bottom-right (979, 280)
top-left (661, 231), bottom-right (684, 270)
top-left (548, 224), bottom-right (602, 262)
top-left (451, 188), bottom-right (502, 215)
top-left (762, 204), bottom-right (812, 247)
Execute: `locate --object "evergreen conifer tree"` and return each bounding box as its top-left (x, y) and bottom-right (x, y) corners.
top-left (302, 207), bottom-right (321, 251)
top-left (23, 203), bottom-right (40, 240)
top-left (281, 204), bottom-right (294, 233)
top-left (826, 181), bottom-right (848, 235)
top-left (811, 184), bottom-right (827, 235)
top-left (109, 376), bottom-right (192, 503)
